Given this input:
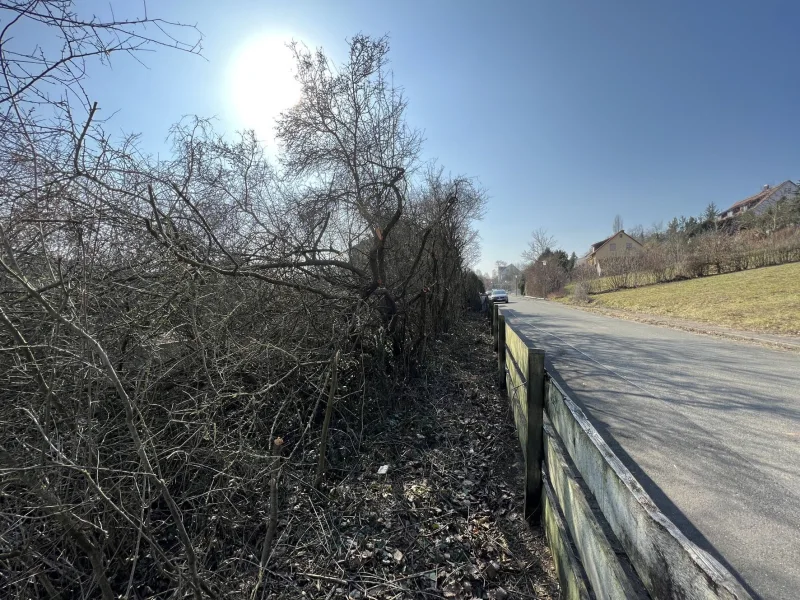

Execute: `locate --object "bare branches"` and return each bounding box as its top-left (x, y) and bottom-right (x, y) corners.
top-left (522, 227), bottom-right (557, 263)
top-left (277, 34), bottom-right (422, 298)
top-left (0, 1), bottom-right (202, 106)
top-left (314, 350), bottom-right (340, 490)
top-left (0, 24), bottom-right (487, 599)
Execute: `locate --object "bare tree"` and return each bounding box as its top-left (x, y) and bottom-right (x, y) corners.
top-left (276, 35), bottom-right (422, 348)
top-left (612, 214), bottom-right (624, 233)
top-left (628, 224), bottom-right (645, 241)
top-left (522, 227), bottom-right (557, 262)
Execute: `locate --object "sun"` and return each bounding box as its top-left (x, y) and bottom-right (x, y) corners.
top-left (228, 35), bottom-right (302, 142)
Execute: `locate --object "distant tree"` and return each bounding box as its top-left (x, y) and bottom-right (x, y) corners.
top-left (699, 203), bottom-right (719, 233)
top-left (511, 262), bottom-right (526, 292)
top-left (522, 227), bottom-right (557, 262)
top-left (703, 202), bottom-right (719, 223)
top-left (524, 245), bottom-right (571, 297)
top-left (569, 251), bottom-right (578, 271)
top-left (789, 191), bottom-right (800, 224)
top-left (684, 216), bottom-right (701, 237)
top-left (628, 224), bottom-right (645, 241)
top-left (493, 260), bottom-right (507, 287)
top-left (612, 214), bottom-right (624, 233)
top-left (666, 217), bottom-right (680, 236)
top-left (761, 195), bottom-right (800, 233)
top-left (524, 259), bottom-right (567, 298)
top-left (649, 220), bottom-right (665, 241)
top-left (540, 249), bottom-right (571, 272)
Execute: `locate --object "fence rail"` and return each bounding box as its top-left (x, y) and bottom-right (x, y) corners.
top-left (490, 304), bottom-right (753, 600)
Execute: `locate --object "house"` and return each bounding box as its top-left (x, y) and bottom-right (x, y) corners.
top-left (718, 181), bottom-right (799, 220)
top-left (583, 230), bottom-right (643, 269)
top-left (497, 263), bottom-right (521, 286)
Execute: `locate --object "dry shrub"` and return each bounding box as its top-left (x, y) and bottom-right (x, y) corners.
top-left (0, 7), bottom-right (486, 598)
top-left (572, 281), bottom-right (590, 303)
top-left (524, 260), bottom-right (567, 298)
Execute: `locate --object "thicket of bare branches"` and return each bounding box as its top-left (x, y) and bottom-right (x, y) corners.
top-left (0, 5), bottom-right (485, 598)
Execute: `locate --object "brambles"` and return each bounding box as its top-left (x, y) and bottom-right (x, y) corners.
top-left (0, 6), bottom-right (485, 597)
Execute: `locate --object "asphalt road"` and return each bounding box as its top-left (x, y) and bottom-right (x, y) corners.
top-left (499, 296), bottom-right (800, 600)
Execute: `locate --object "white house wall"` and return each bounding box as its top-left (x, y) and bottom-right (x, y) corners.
top-left (754, 181), bottom-right (799, 215)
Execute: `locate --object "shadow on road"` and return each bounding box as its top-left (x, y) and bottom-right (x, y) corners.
top-left (497, 304), bottom-right (798, 599)
top-left (546, 368), bottom-right (762, 600)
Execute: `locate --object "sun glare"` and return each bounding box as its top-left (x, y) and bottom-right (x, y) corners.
top-left (228, 35), bottom-right (302, 142)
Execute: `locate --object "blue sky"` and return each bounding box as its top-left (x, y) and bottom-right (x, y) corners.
top-left (34, 0), bottom-right (800, 275)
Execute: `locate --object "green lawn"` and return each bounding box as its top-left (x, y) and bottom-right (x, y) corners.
top-left (587, 262), bottom-right (800, 335)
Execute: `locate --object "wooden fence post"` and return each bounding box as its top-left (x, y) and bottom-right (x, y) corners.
top-left (525, 348), bottom-right (545, 521)
top-left (492, 303), bottom-right (499, 350)
top-left (497, 314), bottom-right (506, 388)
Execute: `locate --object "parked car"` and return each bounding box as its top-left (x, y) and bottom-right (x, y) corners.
top-left (489, 288), bottom-right (508, 303)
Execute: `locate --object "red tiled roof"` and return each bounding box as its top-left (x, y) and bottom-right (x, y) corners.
top-left (720, 181), bottom-right (794, 215)
top-left (722, 188), bottom-right (773, 213)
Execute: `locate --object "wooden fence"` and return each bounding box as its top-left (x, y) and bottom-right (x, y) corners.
top-left (488, 302), bottom-right (753, 600)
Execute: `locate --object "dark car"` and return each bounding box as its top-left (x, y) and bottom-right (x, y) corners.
top-left (489, 288), bottom-right (508, 303)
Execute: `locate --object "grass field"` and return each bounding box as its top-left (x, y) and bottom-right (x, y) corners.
top-left (586, 262), bottom-right (800, 335)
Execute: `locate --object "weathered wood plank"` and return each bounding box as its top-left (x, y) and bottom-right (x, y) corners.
top-left (492, 302), bottom-right (499, 349)
top-left (543, 478), bottom-right (594, 600)
top-left (497, 314), bottom-right (506, 389)
top-left (545, 380), bottom-right (752, 600)
top-left (504, 319), bottom-right (545, 520)
top-left (505, 323), bottom-right (529, 454)
top-left (525, 346), bottom-right (545, 521)
top-left (505, 323), bottom-right (530, 382)
top-left (505, 361), bottom-right (526, 453)
top-left (544, 423), bottom-right (649, 600)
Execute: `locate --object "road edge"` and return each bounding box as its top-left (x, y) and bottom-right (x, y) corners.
top-left (520, 295), bottom-right (800, 353)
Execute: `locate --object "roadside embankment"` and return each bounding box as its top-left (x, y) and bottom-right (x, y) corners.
top-left (560, 262), bottom-right (800, 341)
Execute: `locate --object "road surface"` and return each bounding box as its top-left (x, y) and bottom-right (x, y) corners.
top-left (500, 296), bottom-right (800, 600)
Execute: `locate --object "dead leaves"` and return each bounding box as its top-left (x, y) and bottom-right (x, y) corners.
top-left (264, 316), bottom-right (558, 599)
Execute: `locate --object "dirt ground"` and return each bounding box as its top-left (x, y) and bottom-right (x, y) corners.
top-left (263, 314), bottom-right (559, 599)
